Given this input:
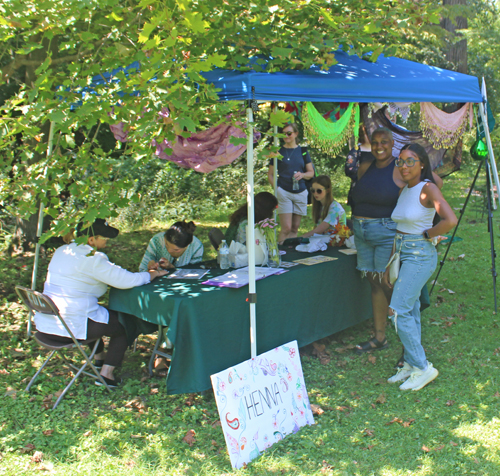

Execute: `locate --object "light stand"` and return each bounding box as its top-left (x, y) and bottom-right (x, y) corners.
top-left (429, 140), bottom-right (497, 311)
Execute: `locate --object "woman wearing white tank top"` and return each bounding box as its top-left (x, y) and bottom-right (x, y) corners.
top-left (384, 144), bottom-right (457, 391)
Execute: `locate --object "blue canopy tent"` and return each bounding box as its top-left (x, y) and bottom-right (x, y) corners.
top-left (202, 51), bottom-right (483, 103)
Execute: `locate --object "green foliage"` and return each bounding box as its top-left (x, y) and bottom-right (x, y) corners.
top-left (0, 0), bottom-right (444, 240)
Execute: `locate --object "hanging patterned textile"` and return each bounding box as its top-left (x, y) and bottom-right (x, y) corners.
top-left (420, 102), bottom-right (473, 149)
top-left (302, 102), bottom-right (359, 155)
top-left (109, 109), bottom-right (260, 173)
top-left (368, 102), bottom-right (412, 122)
top-left (363, 104), bottom-right (463, 177)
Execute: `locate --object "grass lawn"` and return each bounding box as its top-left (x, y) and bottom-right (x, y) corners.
top-left (1, 164), bottom-right (500, 475)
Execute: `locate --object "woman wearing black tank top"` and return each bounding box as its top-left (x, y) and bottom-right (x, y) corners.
top-left (352, 128), bottom-right (405, 356)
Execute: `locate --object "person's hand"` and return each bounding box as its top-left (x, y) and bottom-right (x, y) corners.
top-left (147, 260), bottom-right (159, 271)
top-left (382, 268), bottom-right (393, 290)
top-left (436, 235), bottom-right (447, 244)
top-left (159, 257), bottom-right (175, 269)
top-left (148, 269), bottom-right (168, 280)
top-left (293, 171), bottom-right (303, 180)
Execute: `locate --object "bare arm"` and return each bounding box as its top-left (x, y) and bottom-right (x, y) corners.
top-left (293, 162), bottom-right (314, 181)
top-left (301, 220), bottom-right (330, 238)
top-left (268, 165), bottom-right (275, 188)
top-left (421, 183), bottom-right (458, 237)
top-left (432, 171), bottom-right (443, 189)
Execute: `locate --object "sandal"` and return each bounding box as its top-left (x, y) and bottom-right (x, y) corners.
top-left (355, 337), bottom-right (389, 355)
top-left (395, 349), bottom-right (405, 369)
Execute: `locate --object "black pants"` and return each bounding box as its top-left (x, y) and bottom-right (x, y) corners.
top-left (39, 310), bottom-right (127, 367)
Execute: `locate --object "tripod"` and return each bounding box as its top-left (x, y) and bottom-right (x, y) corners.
top-left (429, 156), bottom-right (497, 311)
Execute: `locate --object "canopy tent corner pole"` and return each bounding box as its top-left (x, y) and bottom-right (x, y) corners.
top-left (478, 80), bottom-right (500, 210)
top-left (28, 120), bottom-right (56, 338)
top-left (246, 105), bottom-right (257, 359)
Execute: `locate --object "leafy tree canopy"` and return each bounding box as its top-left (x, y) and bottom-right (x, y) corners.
top-left (0, 0), bottom-right (442, 241)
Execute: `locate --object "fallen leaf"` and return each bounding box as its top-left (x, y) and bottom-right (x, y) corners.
top-left (450, 441), bottom-right (458, 446)
top-left (363, 428), bottom-right (375, 437)
top-left (367, 355), bottom-right (376, 365)
top-left (130, 435), bottom-right (145, 439)
top-left (125, 397), bottom-right (147, 413)
top-left (474, 457), bottom-right (480, 464)
top-left (211, 420), bottom-right (221, 428)
top-left (367, 444), bottom-right (375, 450)
top-left (447, 289), bottom-right (456, 294)
top-left (458, 254), bottom-right (465, 259)
top-left (435, 445), bottom-right (445, 451)
top-left (375, 394), bottom-right (386, 404)
top-left (446, 400), bottom-right (455, 406)
top-left (80, 412), bottom-right (90, 418)
top-left (371, 403), bottom-right (376, 409)
top-left (310, 404), bottom-right (325, 415)
top-left (495, 392), bottom-right (500, 398)
top-left (83, 430), bottom-right (92, 437)
top-left (336, 406), bottom-right (349, 412)
top-left (182, 429), bottom-right (196, 447)
top-left (211, 440), bottom-right (218, 446)
top-left (422, 445), bottom-right (431, 452)
top-left (402, 418), bottom-right (415, 427)
top-left (42, 430), bottom-right (54, 436)
top-left (312, 343), bottom-right (326, 354)
top-left (31, 451), bottom-right (43, 463)
top-left (20, 444), bottom-right (35, 454)
top-left (334, 347), bottom-right (346, 354)
top-left (386, 417), bottom-right (403, 425)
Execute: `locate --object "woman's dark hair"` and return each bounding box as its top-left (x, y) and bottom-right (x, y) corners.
top-left (229, 192), bottom-right (278, 226)
top-left (400, 143), bottom-right (435, 183)
top-left (311, 175), bottom-right (333, 224)
top-left (164, 221), bottom-right (196, 248)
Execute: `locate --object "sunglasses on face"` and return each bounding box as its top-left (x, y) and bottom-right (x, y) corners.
top-left (284, 131), bottom-right (294, 136)
top-left (311, 188), bottom-right (325, 194)
top-left (396, 157), bottom-right (419, 168)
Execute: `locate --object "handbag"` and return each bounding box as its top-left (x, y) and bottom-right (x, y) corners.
top-left (386, 251), bottom-right (401, 285)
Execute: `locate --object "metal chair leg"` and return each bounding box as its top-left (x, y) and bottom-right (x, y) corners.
top-left (26, 349), bottom-right (57, 392)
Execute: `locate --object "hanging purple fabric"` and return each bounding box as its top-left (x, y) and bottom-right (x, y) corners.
top-left (109, 117), bottom-right (260, 173)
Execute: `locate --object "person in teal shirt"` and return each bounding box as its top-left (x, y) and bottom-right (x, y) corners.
top-left (140, 221), bottom-right (203, 271)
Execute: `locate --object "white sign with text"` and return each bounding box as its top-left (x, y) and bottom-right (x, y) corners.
top-left (210, 340), bottom-right (314, 469)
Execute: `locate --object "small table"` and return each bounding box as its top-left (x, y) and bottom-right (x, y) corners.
top-left (109, 246), bottom-right (372, 394)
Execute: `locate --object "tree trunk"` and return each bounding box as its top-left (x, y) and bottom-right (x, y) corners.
top-left (441, 0), bottom-right (468, 112)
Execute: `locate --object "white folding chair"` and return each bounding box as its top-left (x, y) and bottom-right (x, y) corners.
top-left (15, 285), bottom-right (111, 409)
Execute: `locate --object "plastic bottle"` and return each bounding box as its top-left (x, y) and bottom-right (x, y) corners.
top-left (219, 240), bottom-right (230, 269)
top-left (292, 171), bottom-right (299, 191)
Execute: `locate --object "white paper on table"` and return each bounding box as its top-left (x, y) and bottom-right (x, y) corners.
top-left (202, 266), bottom-right (285, 288)
top-left (166, 269), bottom-right (209, 279)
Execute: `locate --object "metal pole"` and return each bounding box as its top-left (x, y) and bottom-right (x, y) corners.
top-left (246, 106), bottom-right (257, 358)
top-left (28, 121), bottom-right (56, 337)
top-left (480, 78), bottom-right (499, 209)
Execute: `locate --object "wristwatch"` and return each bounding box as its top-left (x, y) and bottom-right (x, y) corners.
top-left (423, 230), bottom-right (431, 240)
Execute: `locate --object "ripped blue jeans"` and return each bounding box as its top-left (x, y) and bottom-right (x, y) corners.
top-left (389, 233), bottom-right (437, 370)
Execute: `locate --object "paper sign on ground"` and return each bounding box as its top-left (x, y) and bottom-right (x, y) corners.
top-left (210, 340), bottom-right (314, 469)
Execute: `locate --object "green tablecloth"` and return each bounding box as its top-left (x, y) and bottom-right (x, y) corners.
top-left (108, 246), bottom-right (372, 394)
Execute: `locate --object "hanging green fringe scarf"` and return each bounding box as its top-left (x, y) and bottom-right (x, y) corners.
top-left (302, 102), bottom-right (359, 155)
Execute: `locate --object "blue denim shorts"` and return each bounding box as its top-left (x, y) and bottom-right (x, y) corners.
top-left (353, 217), bottom-right (397, 275)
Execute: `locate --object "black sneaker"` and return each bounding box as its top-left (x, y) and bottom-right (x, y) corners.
top-left (95, 376), bottom-right (122, 388)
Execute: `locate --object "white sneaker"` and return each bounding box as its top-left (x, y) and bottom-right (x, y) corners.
top-left (387, 362), bottom-right (414, 383)
top-left (399, 363), bottom-right (438, 391)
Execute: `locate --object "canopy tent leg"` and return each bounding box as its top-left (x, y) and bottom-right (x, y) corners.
top-left (479, 79), bottom-right (499, 210)
top-left (246, 106), bottom-right (257, 358)
top-left (27, 121), bottom-right (56, 338)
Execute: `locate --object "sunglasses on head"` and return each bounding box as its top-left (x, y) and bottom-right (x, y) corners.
top-left (396, 157), bottom-right (419, 168)
top-left (311, 188), bottom-right (325, 194)
top-left (284, 131), bottom-right (294, 136)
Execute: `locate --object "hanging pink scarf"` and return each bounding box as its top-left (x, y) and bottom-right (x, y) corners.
top-left (420, 102), bottom-right (473, 149)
